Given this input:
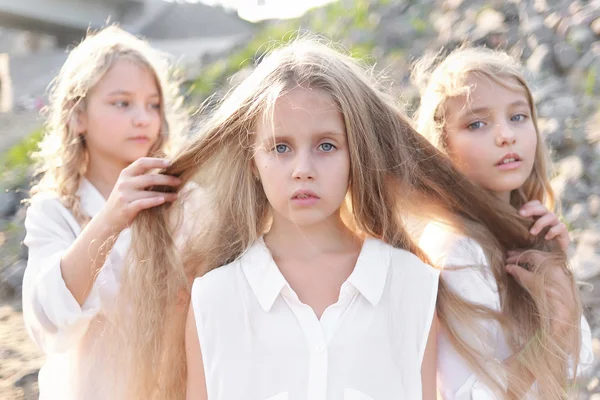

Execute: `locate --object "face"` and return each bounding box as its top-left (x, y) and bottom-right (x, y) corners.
top-left (253, 87), bottom-right (350, 227)
top-left (443, 74), bottom-right (538, 202)
top-left (76, 59), bottom-right (162, 168)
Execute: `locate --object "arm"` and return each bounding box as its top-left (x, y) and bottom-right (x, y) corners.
top-left (185, 302), bottom-right (208, 400)
top-left (22, 196), bottom-right (103, 353)
top-left (421, 312), bottom-right (439, 400)
top-left (62, 158), bottom-right (180, 305)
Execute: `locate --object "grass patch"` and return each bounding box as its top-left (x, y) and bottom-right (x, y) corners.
top-left (0, 128), bottom-right (42, 172)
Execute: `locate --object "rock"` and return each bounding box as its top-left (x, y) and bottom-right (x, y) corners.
top-left (589, 194), bottom-right (600, 217)
top-left (0, 190), bottom-right (18, 219)
top-left (565, 202), bottom-right (590, 230)
top-left (527, 44), bottom-right (557, 74)
top-left (0, 260), bottom-right (26, 298)
top-left (571, 227), bottom-right (600, 281)
top-left (569, 25), bottom-right (596, 50)
top-left (538, 96), bottom-right (577, 120)
top-left (554, 42), bottom-right (580, 72)
top-left (538, 117), bottom-right (564, 148)
top-left (474, 8), bottom-right (506, 36)
top-left (592, 18), bottom-right (600, 36)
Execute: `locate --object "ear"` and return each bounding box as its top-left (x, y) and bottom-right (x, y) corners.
top-left (250, 160), bottom-right (260, 181)
top-left (70, 104), bottom-right (88, 136)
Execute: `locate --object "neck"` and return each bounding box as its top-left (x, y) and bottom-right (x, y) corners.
top-left (494, 190), bottom-right (512, 204)
top-left (265, 211), bottom-right (360, 260)
top-left (85, 153), bottom-right (128, 199)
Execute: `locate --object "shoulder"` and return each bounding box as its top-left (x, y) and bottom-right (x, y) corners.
top-left (379, 239), bottom-right (440, 281)
top-left (419, 222), bottom-right (488, 268)
top-left (25, 192), bottom-right (73, 226)
top-left (191, 258), bottom-right (243, 303)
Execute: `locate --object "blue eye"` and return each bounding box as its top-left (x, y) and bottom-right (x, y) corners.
top-left (114, 101), bottom-right (129, 108)
top-left (467, 121), bottom-right (485, 130)
top-left (511, 114), bottom-right (527, 122)
top-left (319, 143), bottom-right (336, 152)
top-left (275, 144), bottom-right (289, 153)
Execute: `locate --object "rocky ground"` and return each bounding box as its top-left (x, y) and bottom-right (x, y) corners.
top-left (1, 0), bottom-right (600, 398)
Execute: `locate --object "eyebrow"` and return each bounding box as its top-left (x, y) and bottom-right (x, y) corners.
top-left (107, 90), bottom-right (160, 98)
top-left (458, 100), bottom-right (530, 118)
top-left (263, 131), bottom-right (346, 142)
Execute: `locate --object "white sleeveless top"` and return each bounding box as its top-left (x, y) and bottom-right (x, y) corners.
top-left (191, 237), bottom-right (440, 400)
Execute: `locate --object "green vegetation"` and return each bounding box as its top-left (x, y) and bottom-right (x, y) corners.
top-left (190, 0), bottom-right (380, 99)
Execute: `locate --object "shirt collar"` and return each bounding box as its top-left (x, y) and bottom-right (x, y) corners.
top-left (77, 177), bottom-right (107, 218)
top-left (241, 238), bottom-right (287, 312)
top-left (241, 237), bottom-right (392, 312)
top-left (347, 237), bottom-right (391, 306)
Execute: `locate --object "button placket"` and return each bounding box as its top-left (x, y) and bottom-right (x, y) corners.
top-left (281, 288), bottom-right (329, 400)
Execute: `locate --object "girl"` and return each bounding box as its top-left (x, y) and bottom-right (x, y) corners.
top-left (118, 38), bottom-right (576, 400)
top-left (22, 25), bottom-right (192, 400)
top-left (413, 46), bottom-right (594, 399)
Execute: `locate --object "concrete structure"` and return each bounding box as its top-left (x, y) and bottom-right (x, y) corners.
top-left (0, 0), bottom-right (252, 46)
top-left (0, 53), bottom-right (12, 112)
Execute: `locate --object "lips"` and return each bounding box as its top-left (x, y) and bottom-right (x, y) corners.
top-left (495, 153), bottom-right (522, 166)
top-left (291, 189), bottom-right (320, 200)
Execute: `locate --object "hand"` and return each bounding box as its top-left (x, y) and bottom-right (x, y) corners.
top-left (505, 250), bottom-right (576, 338)
top-left (101, 157), bottom-right (181, 232)
top-left (519, 200), bottom-right (569, 252)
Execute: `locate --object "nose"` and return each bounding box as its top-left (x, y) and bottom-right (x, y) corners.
top-left (494, 120), bottom-right (516, 147)
top-left (291, 150), bottom-right (315, 181)
top-left (132, 105), bottom-right (151, 127)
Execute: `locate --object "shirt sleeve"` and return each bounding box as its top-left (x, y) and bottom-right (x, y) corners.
top-left (420, 224), bottom-right (505, 399)
top-left (574, 315), bottom-right (594, 376)
top-left (22, 195), bottom-right (102, 354)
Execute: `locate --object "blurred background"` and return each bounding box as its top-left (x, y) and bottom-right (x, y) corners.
top-left (0, 0), bottom-right (599, 398)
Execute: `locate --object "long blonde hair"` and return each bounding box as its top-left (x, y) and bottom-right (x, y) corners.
top-left (115, 39), bottom-right (568, 399)
top-left (29, 25), bottom-right (186, 223)
top-left (413, 46), bottom-right (582, 398)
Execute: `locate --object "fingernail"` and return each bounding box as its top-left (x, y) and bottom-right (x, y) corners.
top-left (520, 210), bottom-right (526, 216)
top-left (163, 160), bottom-right (171, 166)
top-left (530, 228), bottom-right (536, 234)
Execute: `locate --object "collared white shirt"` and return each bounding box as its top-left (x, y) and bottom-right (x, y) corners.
top-left (191, 237), bottom-right (440, 400)
top-left (419, 222), bottom-right (594, 400)
top-left (23, 179), bottom-right (202, 400)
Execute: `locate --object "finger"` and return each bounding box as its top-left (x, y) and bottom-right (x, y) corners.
top-left (530, 213), bottom-right (559, 235)
top-left (128, 196), bottom-right (167, 213)
top-left (506, 264), bottom-right (537, 290)
top-left (130, 173), bottom-right (182, 190)
top-left (131, 190), bottom-right (178, 203)
top-left (519, 201), bottom-right (545, 217)
top-left (122, 157), bottom-right (171, 177)
top-left (544, 222), bottom-right (568, 239)
top-left (506, 250), bottom-right (547, 267)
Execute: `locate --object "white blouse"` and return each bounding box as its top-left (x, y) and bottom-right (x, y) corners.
top-left (190, 237), bottom-right (440, 400)
top-left (419, 223), bottom-right (594, 400)
top-left (23, 179), bottom-right (202, 400)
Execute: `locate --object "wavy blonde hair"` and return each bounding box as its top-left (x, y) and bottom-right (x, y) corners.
top-left (29, 25), bottom-right (186, 223)
top-left (111, 38), bottom-right (571, 400)
top-left (413, 46), bottom-right (582, 398)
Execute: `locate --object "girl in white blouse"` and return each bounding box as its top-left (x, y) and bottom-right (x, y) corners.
top-left (413, 47), bottom-right (594, 399)
top-left (22, 26), bottom-right (190, 400)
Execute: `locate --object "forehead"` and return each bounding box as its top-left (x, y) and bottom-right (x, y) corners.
top-left (444, 73), bottom-right (529, 116)
top-left (92, 58), bottom-right (159, 95)
top-left (256, 86), bottom-right (345, 137)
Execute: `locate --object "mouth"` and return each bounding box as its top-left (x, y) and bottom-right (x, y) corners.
top-left (128, 136), bottom-right (151, 143)
top-left (495, 153), bottom-right (522, 166)
top-left (291, 190), bottom-right (320, 200)
top-left (291, 190), bottom-right (320, 205)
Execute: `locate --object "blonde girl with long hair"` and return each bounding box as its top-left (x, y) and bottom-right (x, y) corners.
top-left (22, 25), bottom-right (192, 400)
top-left (413, 46), bottom-right (593, 399)
top-left (110, 37), bottom-right (588, 400)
